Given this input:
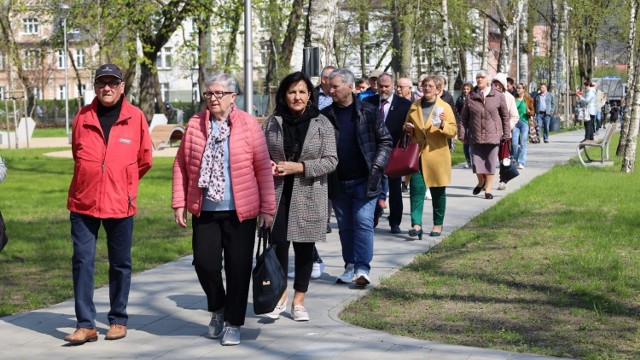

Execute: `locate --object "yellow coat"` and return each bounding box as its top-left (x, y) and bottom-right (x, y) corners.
top-left (404, 97), bottom-right (457, 187)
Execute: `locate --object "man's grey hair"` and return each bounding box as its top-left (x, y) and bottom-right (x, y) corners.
top-left (321, 65), bottom-right (336, 78)
top-left (206, 72), bottom-right (237, 93)
top-left (378, 72), bottom-right (394, 82)
top-left (328, 68), bottom-right (355, 86)
top-left (475, 70), bottom-right (489, 79)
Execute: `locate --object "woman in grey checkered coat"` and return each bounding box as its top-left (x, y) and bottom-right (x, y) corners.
top-left (262, 71), bottom-right (338, 322)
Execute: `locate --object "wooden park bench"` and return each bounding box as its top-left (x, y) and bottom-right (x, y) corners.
top-left (150, 124), bottom-right (184, 150)
top-left (577, 122), bottom-right (617, 166)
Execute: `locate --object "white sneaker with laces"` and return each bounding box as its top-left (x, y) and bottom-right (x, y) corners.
top-left (497, 182), bottom-right (507, 190)
top-left (311, 262), bottom-right (324, 279)
top-left (336, 263), bottom-right (355, 284)
top-left (354, 269), bottom-right (370, 286)
top-left (518, 163), bottom-right (525, 169)
top-left (220, 325), bottom-right (240, 346)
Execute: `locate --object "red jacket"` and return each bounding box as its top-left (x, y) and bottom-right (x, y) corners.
top-left (172, 106), bottom-right (276, 221)
top-left (67, 96), bottom-right (153, 218)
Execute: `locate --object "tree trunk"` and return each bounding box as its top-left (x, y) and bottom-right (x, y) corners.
top-left (442, 0), bottom-right (455, 92)
top-left (279, 0), bottom-right (305, 69)
top-left (618, 0), bottom-right (639, 157)
top-left (223, 2), bottom-right (243, 73)
top-left (518, 0), bottom-right (529, 84)
top-left (139, 61), bottom-right (158, 123)
top-left (307, 0), bottom-right (338, 67)
top-left (549, 0), bottom-right (559, 91)
top-left (390, 0), bottom-right (414, 76)
top-left (621, 53), bottom-right (640, 172)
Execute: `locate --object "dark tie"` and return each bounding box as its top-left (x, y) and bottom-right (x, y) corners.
top-left (379, 99), bottom-right (388, 120)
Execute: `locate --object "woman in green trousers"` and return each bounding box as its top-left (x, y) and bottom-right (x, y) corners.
top-left (403, 75), bottom-right (457, 239)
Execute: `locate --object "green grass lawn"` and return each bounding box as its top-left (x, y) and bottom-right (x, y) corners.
top-left (341, 134), bottom-right (640, 359)
top-left (31, 128), bottom-right (68, 138)
top-left (0, 149), bottom-right (192, 316)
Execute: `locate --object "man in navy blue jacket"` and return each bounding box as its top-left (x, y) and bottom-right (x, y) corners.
top-left (321, 68), bottom-right (392, 287)
top-left (364, 73), bottom-right (411, 234)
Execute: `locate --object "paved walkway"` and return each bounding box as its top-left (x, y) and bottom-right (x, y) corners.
top-left (0, 128), bottom-right (597, 359)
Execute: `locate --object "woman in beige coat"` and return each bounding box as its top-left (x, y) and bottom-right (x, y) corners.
top-left (404, 75), bottom-right (457, 239)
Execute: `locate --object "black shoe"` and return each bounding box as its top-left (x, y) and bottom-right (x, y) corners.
top-left (473, 182), bottom-right (485, 195)
top-left (390, 225), bottom-right (401, 234)
top-left (373, 205), bottom-right (383, 228)
top-left (408, 228), bottom-right (423, 240)
top-left (429, 231), bottom-right (441, 237)
top-left (326, 223), bottom-right (332, 233)
top-left (485, 193), bottom-right (494, 199)
top-left (544, 140), bottom-right (549, 143)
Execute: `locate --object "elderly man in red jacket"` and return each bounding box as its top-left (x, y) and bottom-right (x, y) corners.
top-left (65, 64), bottom-right (153, 345)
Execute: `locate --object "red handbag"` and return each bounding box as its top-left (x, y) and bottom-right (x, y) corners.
top-left (498, 139), bottom-right (511, 160)
top-left (384, 134), bottom-right (420, 178)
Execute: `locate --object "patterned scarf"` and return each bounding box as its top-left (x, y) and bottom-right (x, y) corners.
top-left (198, 115), bottom-right (231, 202)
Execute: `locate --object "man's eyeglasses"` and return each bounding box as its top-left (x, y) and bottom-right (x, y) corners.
top-left (95, 80), bottom-right (122, 89)
top-left (203, 91), bottom-right (234, 99)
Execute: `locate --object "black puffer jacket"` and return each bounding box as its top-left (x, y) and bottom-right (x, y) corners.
top-left (322, 95), bottom-right (393, 198)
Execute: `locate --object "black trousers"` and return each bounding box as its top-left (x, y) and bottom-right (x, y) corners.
top-left (585, 115), bottom-right (595, 140)
top-left (387, 176), bottom-right (403, 227)
top-left (192, 211), bottom-right (257, 326)
top-left (272, 198), bottom-right (313, 293)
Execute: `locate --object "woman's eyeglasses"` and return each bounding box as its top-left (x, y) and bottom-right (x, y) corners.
top-left (203, 91), bottom-right (234, 99)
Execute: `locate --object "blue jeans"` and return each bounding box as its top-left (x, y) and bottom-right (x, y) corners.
top-left (332, 178), bottom-right (376, 273)
top-left (511, 120), bottom-right (529, 165)
top-left (536, 113), bottom-right (551, 141)
top-left (71, 212), bottom-right (133, 328)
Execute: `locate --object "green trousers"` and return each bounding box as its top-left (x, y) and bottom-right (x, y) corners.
top-left (409, 172), bottom-right (446, 227)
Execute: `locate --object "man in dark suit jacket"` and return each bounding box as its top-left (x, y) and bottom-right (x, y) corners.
top-left (364, 73), bottom-right (411, 234)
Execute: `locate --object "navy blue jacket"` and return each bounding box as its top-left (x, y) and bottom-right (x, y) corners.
top-left (322, 95), bottom-right (393, 198)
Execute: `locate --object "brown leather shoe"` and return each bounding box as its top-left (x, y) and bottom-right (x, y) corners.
top-left (64, 327), bottom-right (98, 345)
top-left (105, 324), bottom-right (127, 340)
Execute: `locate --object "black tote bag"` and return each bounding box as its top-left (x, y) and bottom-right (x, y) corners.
top-left (0, 211), bottom-right (8, 253)
top-left (252, 227), bottom-right (287, 315)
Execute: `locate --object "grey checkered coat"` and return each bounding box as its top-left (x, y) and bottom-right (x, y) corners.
top-left (263, 113), bottom-right (338, 243)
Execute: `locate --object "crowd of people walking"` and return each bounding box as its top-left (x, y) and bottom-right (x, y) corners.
top-left (63, 62), bottom-right (605, 347)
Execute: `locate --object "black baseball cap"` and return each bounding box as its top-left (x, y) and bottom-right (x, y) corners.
top-left (95, 64), bottom-right (122, 81)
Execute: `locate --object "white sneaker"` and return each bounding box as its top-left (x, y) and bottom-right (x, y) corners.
top-left (220, 325), bottom-right (240, 346)
top-left (311, 262), bottom-right (324, 279)
top-left (425, 188), bottom-right (432, 200)
top-left (287, 270), bottom-right (295, 279)
top-left (354, 269), bottom-right (370, 286)
top-left (336, 263), bottom-right (355, 284)
top-left (518, 163), bottom-right (525, 169)
top-left (497, 182), bottom-right (506, 190)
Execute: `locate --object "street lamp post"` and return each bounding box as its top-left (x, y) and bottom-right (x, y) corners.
top-left (60, 4), bottom-right (70, 135)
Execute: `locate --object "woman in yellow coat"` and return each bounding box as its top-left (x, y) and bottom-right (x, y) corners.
top-left (403, 75), bottom-right (457, 239)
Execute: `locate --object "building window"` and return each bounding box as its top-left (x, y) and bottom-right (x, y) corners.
top-left (79, 84), bottom-right (86, 98)
top-left (57, 49), bottom-right (65, 69)
top-left (22, 18), bottom-right (39, 34)
top-left (156, 47), bottom-right (172, 69)
top-left (160, 82), bottom-right (169, 102)
top-left (0, 52), bottom-right (4, 70)
top-left (33, 87), bottom-right (42, 100)
top-left (24, 50), bottom-right (40, 70)
top-left (75, 49), bottom-right (85, 68)
top-left (59, 85), bottom-right (67, 100)
top-left (0, 86), bottom-right (5, 100)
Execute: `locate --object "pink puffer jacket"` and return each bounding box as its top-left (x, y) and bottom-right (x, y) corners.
top-left (172, 106), bottom-right (276, 221)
